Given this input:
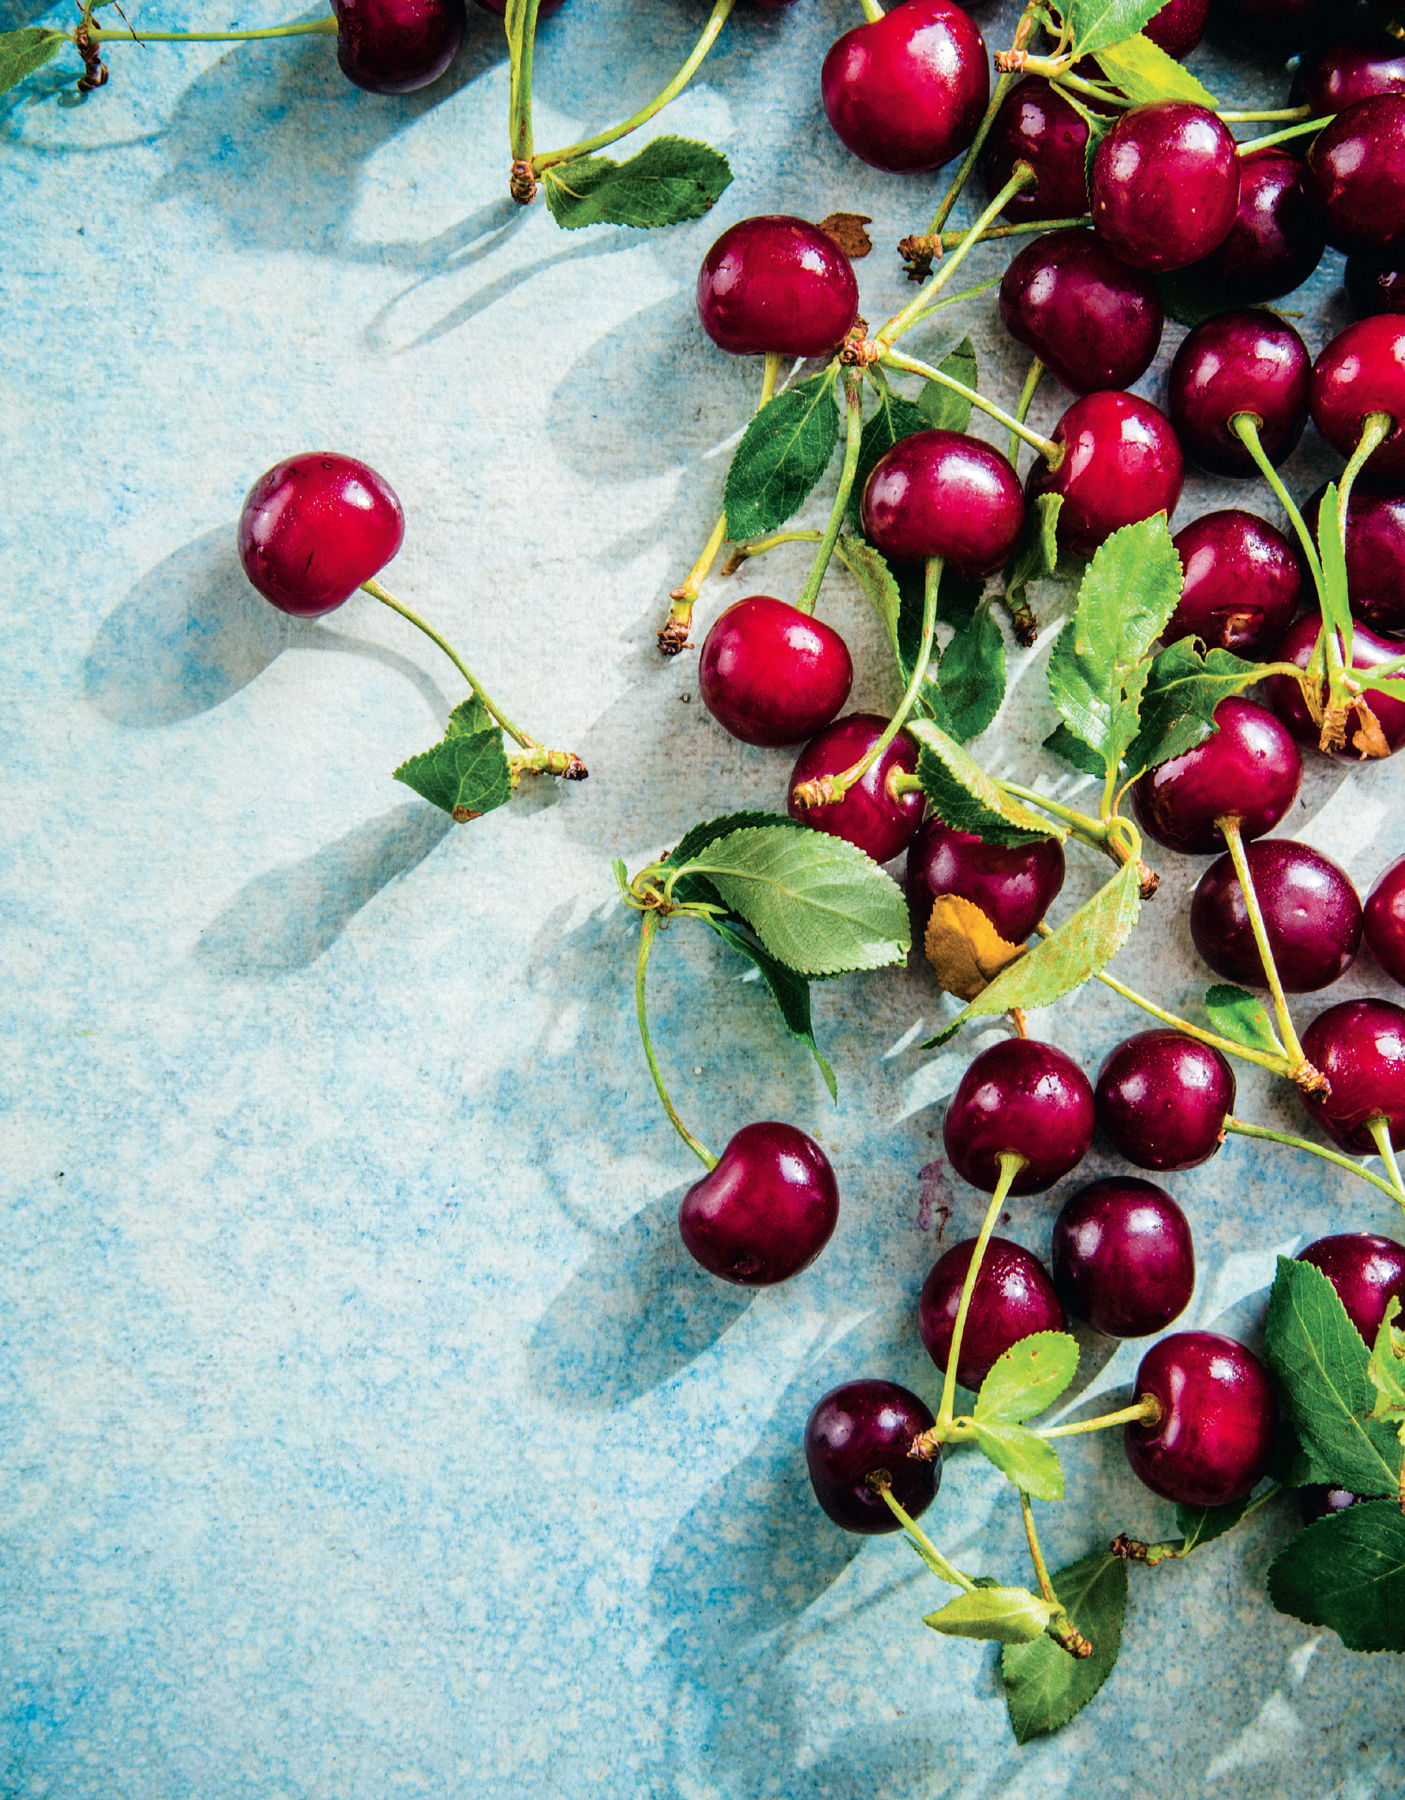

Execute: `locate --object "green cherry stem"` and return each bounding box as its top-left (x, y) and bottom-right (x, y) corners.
top-left (721, 529), bottom-right (823, 573)
top-left (1230, 413), bottom-right (1324, 596)
top-left (879, 163), bottom-right (1036, 347)
top-left (1078, 958), bottom-right (1305, 1083)
top-left (86, 16), bottom-right (337, 39)
top-left (1369, 1118), bottom-right (1405, 1204)
top-left (1219, 105), bottom-right (1314, 122)
top-left (1019, 1492), bottom-right (1093, 1658)
top-left (921, 0), bottom-right (1042, 245)
top-left (1036, 1396), bottom-right (1161, 1440)
top-left (1047, 68), bottom-right (1134, 110)
top-left (1225, 1118), bottom-right (1405, 1210)
top-left (635, 912), bottom-right (718, 1172)
top-left (1237, 114), bottom-right (1335, 154)
top-left (932, 1152), bottom-right (1027, 1436)
top-left (1008, 354), bottom-right (1044, 470)
top-left (936, 215), bottom-right (1090, 252)
top-left (1215, 815), bottom-right (1308, 1069)
top-left (795, 369), bottom-right (866, 617)
top-left (1116, 1483), bottom-right (1283, 1565)
top-left (880, 347), bottom-right (1060, 462)
top-left (1339, 412), bottom-right (1395, 535)
top-left (857, 0), bottom-right (884, 23)
top-left (506, 0), bottom-right (544, 179)
top-left (872, 1483), bottom-right (978, 1592)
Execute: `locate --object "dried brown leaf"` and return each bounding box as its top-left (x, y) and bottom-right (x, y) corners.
top-left (924, 893), bottom-right (1027, 1002)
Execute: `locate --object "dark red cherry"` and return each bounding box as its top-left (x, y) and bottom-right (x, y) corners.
top-left (237, 452), bottom-right (405, 618)
top-left (678, 1121), bottom-right (839, 1286)
top-left (1095, 1030), bottom-right (1236, 1172)
top-left (821, 0), bottom-right (990, 175)
top-left (1347, 244), bottom-right (1405, 320)
top-left (698, 597), bottom-right (853, 748)
top-left (1144, 0), bottom-right (1210, 57)
top-left (1310, 316), bottom-right (1405, 480)
top-left (1263, 613), bottom-right (1405, 758)
top-left (1292, 31), bottom-right (1405, 114)
top-left (697, 216), bottom-right (860, 359)
top-left (860, 430), bottom-right (1025, 576)
top-left (1299, 998), bottom-right (1405, 1153)
top-left (1165, 511), bottom-right (1304, 654)
top-left (333, 0), bottom-right (465, 93)
top-left (1300, 1483), bottom-right (1364, 1523)
top-left (1131, 696), bottom-right (1301, 856)
top-left (942, 1037), bottom-right (1095, 1194)
top-left (1167, 309), bottom-right (1310, 478)
top-left (918, 1236), bottom-right (1065, 1391)
top-left (1298, 1232), bottom-right (1405, 1344)
top-left (1195, 151), bottom-right (1326, 305)
top-left (787, 714), bottom-right (924, 862)
top-left (1052, 1178), bottom-right (1195, 1338)
top-left (1366, 855), bottom-right (1405, 985)
top-left (1190, 839), bottom-right (1364, 993)
top-left (1301, 481), bottom-right (1405, 637)
top-left (998, 229), bottom-right (1164, 396)
top-left (1125, 1332), bottom-right (1276, 1507)
top-left (1026, 391), bottom-right (1184, 560)
top-left (906, 816), bottom-right (1066, 947)
top-left (1090, 102), bottom-right (1240, 272)
top-left (977, 78), bottom-right (1090, 223)
top-left (805, 1380), bottom-right (939, 1533)
top-left (1306, 95), bottom-right (1405, 256)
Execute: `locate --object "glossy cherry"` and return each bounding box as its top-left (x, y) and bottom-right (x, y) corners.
top-left (1026, 391), bottom-right (1184, 560)
top-left (1306, 95), bottom-right (1405, 256)
top-left (1052, 1178), bottom-right (1195, 1338)
top-left (942, 1037), bottom-right (1095, 1194)
top-left (698, 597), bottom-right (853, 748)
top-left (1298, 1232), bottom-right (1405, 1344)
top-left (237, 452), bottom-right (405, 618)
top-left (1299, 998), bottom-right (1405, 1153)
top-left (334, 0), bottom-right (465, 92)
top-left (787, 714), bottom-right (924, 862)
top-left (1347, 244), bottom-right (1405, 320)
top-left (1194, 151), bottom-right (1326, 306)
top-left (1365, 855), bottom-right (1405, 985)
top-left (860, 430), bottom-right (1025, 577)
top-left (1263, 613), bottom-right (1405, 758)
top-left (1167, 310), bottom-right (1310, 478)
top-left (1310, 317), bottom-right (1405, 480)
top-left (998, 229), bottom-right (1164, 396)
top-left (805, 1380), bottom-right (939, 1533)
top-left (678, 1121), bottom-right (839, 1285)
top-left (821, 0), bottom-right (990, 175)
top-left (1292, 30), bottom-right (1405, 114)
top-left (1125, 1332), bottom-right (1277, 1507)
top-left (697, 216), bottom-right (860, 359)
top-left (1131, 696), bottom-right (1302, 855)
top-left (907, 816), bottom-right (1066, 948)
top-left (1090, 102), bottom-right (1240, 272)
top-left (918, 1236), bottom-right (1065, 1391)
top-left (978, 78), bottom-right (1090, 223)
top-left (1301, 481), bottom-right (1405, 637)
top-left (1095, 1030), bottom-right (1236, 1172)
top-left (1143, 0), bottom-right (1210, 57)
top-left (1165, 511), bottom-right (1303, 654)
top-left (1190, 839), bottom-right (1364, 993)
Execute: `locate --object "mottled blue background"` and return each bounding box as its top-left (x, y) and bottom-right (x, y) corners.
top-left (4, 0), bottom-right (1404, 1792)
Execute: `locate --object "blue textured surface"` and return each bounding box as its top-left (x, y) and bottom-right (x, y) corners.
top-left (4, 1), bottom-right (1405, 1793)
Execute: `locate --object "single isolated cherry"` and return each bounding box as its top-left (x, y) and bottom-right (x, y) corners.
top-left (1305, 95), bottom-right (1405, 256)
top-left (678, 1121), bottom-right (839, 1285)
top-left (1195, 151), bottom-right (1326, 305)
top-left (943, 1037), bottom-right (1096, 1194)
top-left (1095, 1029), bottom-right (1236, 1172)
top-left (805, 1380), bottom-right (939, 1533)
top-left (919, 1236), bottom-right (1065, 1391)
top-left (1143, 0), bottom-right (1210, 58)
top-left (821, 0), bottom-right (990, 175)
top-left (860, 430), bottom-right (1025, 576)
top-left (1164, 511), bottom-right (1304, 654)
top-left (907, 816), bottom-right (1066, 948)
top-left (697, 216), bottom-right (860, 359)
top-left (1301, 481), bottom-right (1405, 637)
top-left (787, 714), bottom-right (924, 862)
top-left (238, 452), bottom-right (405, 618)
top-left (334, 0), bottom-right (466, 93)
top-left (1263, 613), bottom-right (1405, 758)
top-left (1125, 1331), bottom-right (1277, 1507)
top-left (1026, 391), bottom-right (1184, 560)
top-left (1167, 309), bottom-right (1310, 477)
top-left (698, 597), bottom-right (853, 748)
top-left (978, 78), bottom-right (1091, 223)
top-left (1190, 839), bottom-right (1364, 993)
top-left (1131, 696), bottom-right (1302, 856)
top-left (1299, 998), bottom-right (1405, 1153)
top-left (999, 229), bottom-right (1164, 396)
top-left (1291, 29), bottom-right (1405, 115)
top-left (1347, 244), bottom-right (1405, 320)
top-left (1365, 854), bottom-right (1405, 985)
top-left (1090, 102), bottom-right (1240, 272)
top-left (1298, 1232), bottom-right (1405, 1344)
top-left (1052, 1178), bottom-right (1196, 1338)
top-left (1310, 316), bottom-right (1405, 480)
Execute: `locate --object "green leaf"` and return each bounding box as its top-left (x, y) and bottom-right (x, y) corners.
top-left (541, 136), bottom-right (732, 230)
top-left (707, 915), bottom-right (838, 1101)
top-left (723, 369), bottom-right (840, 542)
top-left (392, 700), bottom-right (511, 821)
top-left (937, 603), bottom-right (1007, 744)
top-left (1066, 0), bottom-right (1163, 56)
top-left (1175, 1491), bottom-right (1261, 1556)
top-left (1368, 1297), bottom-right (1405, 1426)
top-left (1153, 266), bottom-right (1239, 330)
top-left (835, 536), bottom-right (902, 660)
top-left (674, 825), bottom-right (909, 977)
top-left (1002, 1553), bottom-right (1128, 1744)
top-left (925, 1586), bottom-right (1059, 1645)
top-left (907, 717), bottom-right (1063, 848)
top-left (975, 1332), bottom-right (1080, 1426)
top-left (1083, 107), bottom-right (1114, 192)
top-left (664, 810), bottom-right (804, 870)
top-left (1317, 482), bottom-right (1356, 648)
top-left (1264, 1257), bottom-right (1403, 1497)
top-left (972, 1422), bottom-right (1065, 1500)
top-left (1095, 31), bottom-right (1218, 105)
top-left (1123, 639), bottom-right (1263, 778)
top-left (1267, 1500), bottom-right (1405, 1652)
top-left (1043, 721), bottom-right (1107, 777)
top-left (919, 336), bottom-right (979, 433)
top-left (847, 393), bottom-right (929, 529)
top-left (0, 24), bottom-right (68, 94)
top-left (1204, 983), bottom-right (1284, 1056)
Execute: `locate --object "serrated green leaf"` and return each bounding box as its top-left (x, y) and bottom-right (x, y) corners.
top-left (0, 24), bottom-right (68, 94)
top-left (907, 717), bottom-right (1063, 848)
top-left (1004, 491), bottom-right (1075, 634)
top-left (708, 915), bottom-right (838, 1101)
top-left (835, 536), bottom-right (903, 660)
top-left (1043, 721), bottom-right (1107, 777)
top-left (1204, 984), bottom-right (1284, 1056)
top-left (1067, 0), bottom-right (1163, 56)
top-left (1267, 1500), bottom-right (1405, 1652)
top-left (847, 393), bottom-right (930, 529)
top-left (976, 1332), bottom-right (1080, 1426)
top-left (541, 136), bottom-right (732, 230)
top-left (1123, 638), bottom-right (1262, 778)
top-left (724, 369), bottom-right (840, 542)
top-left (1175, 1490), bottom-right (1261, 1555)
top-left (926, 1585), bottom-right (1059, 1644)
top-left (1002, 1553), bottom-right (1127, 1744)
top-left (919, 336), bottom-right (979, 433)
top-left (392, 703), bottom-right (511, 821)
top-left (1095, 31), bottom-right (1217, 105)
top-left (972, 1421), bottom-right (1065, 1500)
top-left (1368, 1297), bottom-right (1405, 1425)
top-left (937, 603), bottom-right (1007, 744)
top-left (664, 811), bottom-right (805, 870)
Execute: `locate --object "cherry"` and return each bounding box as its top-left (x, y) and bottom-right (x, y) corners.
top-left (998, 229), bottom-right (1164, 396)
top-left (942, 1037), bottom-right (1095, 1194)
top-left (1095, 1029), bottom-right (1236, 1172)
top-left (821, 0), bottom-right (990, 175)
top-left (678, 1121), bottom-right (839, 1286)
top-left (1300, 1484), bottom-right (1364, 1523)
top-left (1291, 30), bottom-right (1405, 115)
top-left (1025, 391), bottom-right (1184, 560)
top-left (1310, 316), bottom-right (1405, 481)
top-left (1131, 696), bottom-right (1302, 856)
top-left (1194, 151), bottom-right (1326, 306)
top-left (805, 1381), bottom-right (940, 1533)
top-left (1305, 95), bottom-right (1405, 257)
top-left (1298, 1232), bottom-right (1405, 1344)
top-left (906, 816), bottom-right (1066, 948)
top-left (1052, 1178), bottom-right (1195, 1338)
top-left (1167, 309), bottom-right (1310, 478)
top-left (1164, 511), bottom-right (1304, 655)
top-left (918, 1236), bottom-right (1065, 1391)
top-left (1299, 998), bottom-right (1405, 1153)
top-left (697, 216), bottom-right (860, 359)
top-left (787, 714), bottom-right (924, 863)
top-left (860, 430), bottom-right (1025, 577)
top-left (1189, 839), bottom-right (1364, 993)
top-left (1090, 102), bottom-right (1240, 272)
top-left (1347, 244), bottom-right (1405, 320)
top-left (1365, 855), bottom-right (1405, 985)
top-left (977, 78), bottom-right (1091, 224)
top-left (1263, 613), bottom-right (1405, 758)
top-left (1125, 1332), bottom-right (1276, 1507)
top-left (1301, 481), bottom-right (1405, 637)
top-left (1143, 0), bottom-right (1210, 58)
top-left (334, 0), bottom-right (465, 93)
top-left (698, 597), bottom-right (853, 748)
top-left (238, 452), bottom-right (405, 618)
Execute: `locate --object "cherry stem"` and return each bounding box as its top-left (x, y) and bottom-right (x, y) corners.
top-left (360, 579), bottom-right (536, 750)
top-left (1225, 1117), bottom-right (1405, 1209)
top-left (936, 216), bottom-right (1090, 252)
top-left (1117, 1483), bottom-right (1282, 1566)
top-left (1019, 1493), bottom-right (1093, 1659)
top-left (1230, 413), bottom-right (1325, 596)
top-left (722, 529), bottom-right (822, 573)
top-left (532, 0), bottom-right (737, 173)
top-left (1046, 67), bottom-right (1135, 110)
top-left (880, 346), bottom-right (1059, 462)
top-left (1037, 1396), bottom-right (1160, 1440)
top-left (506, 0), bottom-right (544, 168)
top-left (919, 2), bottom-right (1037, 239)
top-left (872, 1483), bottom-right (977, 1592)
top-left (1237, 114), bottom-right (1335, 154)
top-left (795, 369), bottom-right (866, 616)
top-left (1339, 412), bottom-right (1395, 534)
top-left (1008, 354), bottom-right (1044, 470)
top-left (1083, 961), bottom-right (1303, 1083)
top-left (634, 912), bottom-right (718, 1172)
top-left (86, 17), bottom-right (337, 39)
top-left (1219, 105), bottom-right (1313, 123)
top-left (1215, 815), bottom-right (1307, 1068)
top-left (1369, 1118), bottom-right (1405, 1205)
top-left (858, 0), bottom-right (884, 22)
top-left (880, 163), bottom-right (1036, 347)
top-left (936, 1152), bottom-right (1026, 1430)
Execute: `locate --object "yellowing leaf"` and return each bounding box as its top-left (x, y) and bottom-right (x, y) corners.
top-left (924, 893), bottom-right (1027, 1001)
